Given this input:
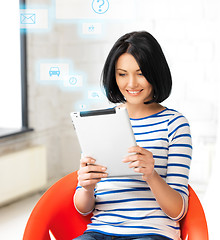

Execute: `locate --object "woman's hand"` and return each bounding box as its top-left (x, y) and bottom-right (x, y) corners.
top-left (78, 156), bottom-right (108, 192)
top-left (123, 146), bottom-right (155, 182)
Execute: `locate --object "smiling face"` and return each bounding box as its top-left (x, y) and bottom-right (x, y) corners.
top-left (115, 53), bottom-right (154, 106)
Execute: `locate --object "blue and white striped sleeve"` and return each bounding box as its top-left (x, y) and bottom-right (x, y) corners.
top-left (166, 112), bottom-right (192, 221)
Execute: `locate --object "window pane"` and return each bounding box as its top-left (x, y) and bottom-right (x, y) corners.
top-left (0, 1), bottom-right (22, 129)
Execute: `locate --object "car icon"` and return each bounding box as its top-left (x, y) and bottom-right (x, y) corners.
top-left (49, 67), bottom-right (60, 77)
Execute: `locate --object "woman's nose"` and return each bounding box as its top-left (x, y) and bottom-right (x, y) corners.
top-left (127, 75), bottom-right (138, 88)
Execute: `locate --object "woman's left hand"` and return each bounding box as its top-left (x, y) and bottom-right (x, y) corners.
top-left (123, 146), bottom-right (155, 182)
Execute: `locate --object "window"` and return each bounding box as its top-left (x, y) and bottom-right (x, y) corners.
top-left (0, 0), bottom-right (32, 138)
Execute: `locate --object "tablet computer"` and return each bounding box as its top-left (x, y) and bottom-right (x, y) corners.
top-left (70, 107), bottom-right (140, 177)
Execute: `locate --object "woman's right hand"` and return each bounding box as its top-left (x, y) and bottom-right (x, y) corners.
top-left (77, 156), bottom-right (108, 192)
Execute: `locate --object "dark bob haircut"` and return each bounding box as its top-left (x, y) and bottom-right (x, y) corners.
top-left (101, 31), bottom-right (172, 104)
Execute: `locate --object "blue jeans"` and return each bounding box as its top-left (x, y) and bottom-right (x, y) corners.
top-left (73, 232), bottom-right (170, 240)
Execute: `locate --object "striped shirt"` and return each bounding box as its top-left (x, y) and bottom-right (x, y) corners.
top-left (75, 108), bottom-right (192, 240)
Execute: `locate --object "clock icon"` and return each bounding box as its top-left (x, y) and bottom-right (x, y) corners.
top-left (69, 77), bottom-right (77, 85)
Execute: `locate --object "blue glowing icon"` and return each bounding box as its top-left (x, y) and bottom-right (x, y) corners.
top-left (20, 13), bottom-right (36, 24)
top-left (82, 23), bottom-right (102, 35)
top-left (69, 76), bottom-right (77, 85)
top-left (88, 90), bottom-right (101, 99)
top-left (92, 92), bottom-right (99, 98)
top-left (88, 25), bottom-right (95, 32)
top-left (92, 0), bottom-right (109, 14)
top-left (64, 75), bottom-right (83, 88)
top-left (79, 104), bottom-right (87, 110)
top-left (49, 67), bottom-right (60, 77)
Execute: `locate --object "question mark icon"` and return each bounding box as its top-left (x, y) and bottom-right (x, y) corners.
top-left (92, 0), bottom-right (109, 14)
top-left (98, 0), bottom-right (104, 12)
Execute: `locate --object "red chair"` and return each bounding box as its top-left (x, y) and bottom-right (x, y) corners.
top-left (23, 172), bottom-right (208, 240)
top-left (180, 186), bottom-right (209, 239)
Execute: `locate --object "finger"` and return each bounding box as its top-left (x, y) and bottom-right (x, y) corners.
top-left (128, 160), bottom-right (145, 168)
top-left (78, 165), bottom-right (106, 176)
top-left (128, 146), bottom-right (147, 154)
top-left (79, 179), bottom-right (102, 187)
top-left (122, 154), bottom-right (143, 163)
top-left (80, 172), bottom-right (108, 181)
top-left (85, 165), bottom-right (107, 173)
top-left (133, 167), bottom-right (143, 173)
top-left (80, 157), bottom-right (96, 167)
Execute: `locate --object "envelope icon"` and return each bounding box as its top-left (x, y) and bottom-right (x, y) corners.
top-left (20, 13), bottom-right (36, 24)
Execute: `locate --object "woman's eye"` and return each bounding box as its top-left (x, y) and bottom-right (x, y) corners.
top-left (119, 73), bottom-right (126, 77)
top-left (138, 73), bottom-right (143, 76)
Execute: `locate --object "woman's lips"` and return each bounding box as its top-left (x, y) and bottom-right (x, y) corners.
top-left (126, 89), bottom-right (143, 96)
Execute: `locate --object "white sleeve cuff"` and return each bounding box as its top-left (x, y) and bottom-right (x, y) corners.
top-left (169, 194), bottom-right (188, 221)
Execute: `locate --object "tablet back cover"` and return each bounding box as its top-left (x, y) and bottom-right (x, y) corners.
top-left (70, 107), bottom-right (140, 177)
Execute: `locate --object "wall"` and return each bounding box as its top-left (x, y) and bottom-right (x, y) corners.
top-left (0, 0), bottom-right (219, 195)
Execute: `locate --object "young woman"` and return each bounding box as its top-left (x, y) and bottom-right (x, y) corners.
top-left (73, 31), bottom-right (192, 240)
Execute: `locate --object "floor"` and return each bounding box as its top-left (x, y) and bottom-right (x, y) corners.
top-left (0, 184), bottom-right (218, 240)
top-left (0, 193), bottom-right (43, 240)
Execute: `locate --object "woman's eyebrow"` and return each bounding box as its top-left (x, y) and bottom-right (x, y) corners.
top-left (116, 68), bottom-right (141, 72)
top-left (116, 68), bottom-right (127, 72)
